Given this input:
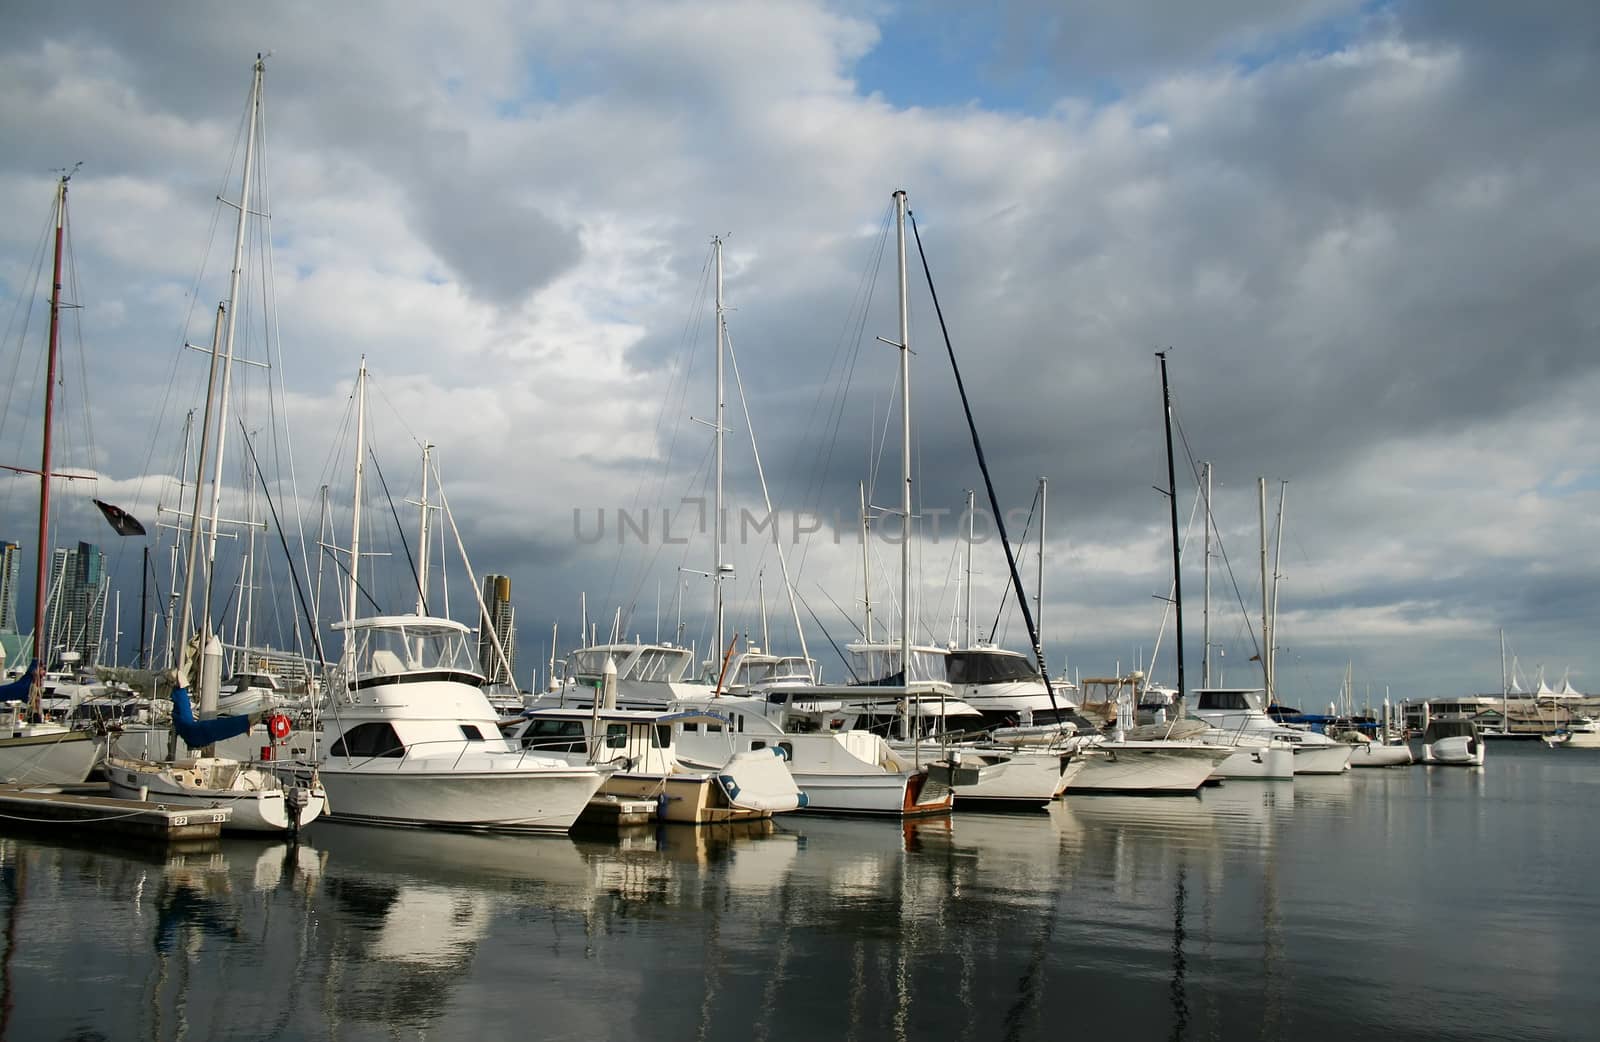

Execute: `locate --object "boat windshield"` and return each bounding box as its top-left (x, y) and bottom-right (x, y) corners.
top-left (358, 623), bottom-right (477, 675)
top-left (570, 645), bottom-right (693, 683)
top-left (947, 651), bottom-right (1040, 685)
top-left (848, 645), bottom-right (947, 686)
top-left (1424, 719), bottom-right (1479, 741)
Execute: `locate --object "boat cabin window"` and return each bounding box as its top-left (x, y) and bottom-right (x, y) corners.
top-left (654, 725), bottom-right (671, 749)
top-left (460, 724), bottom-right (485, 741)
top-left (776, 742), bottom-right (793, 760)
top-left (947, 652), bottom-right (1040, 685)
top-left (331, 722), bottom-right (405, 759)
top-left (605, 723), bottom-right (628, 749)
top-left (519, 718), bottom-right (586, 750)
top-left (849, 646), bottom-right (947, 685)
top-left (682, 721), bottom-right (699, 732)
top-left (1197, 691), bottom-right (1254, 711)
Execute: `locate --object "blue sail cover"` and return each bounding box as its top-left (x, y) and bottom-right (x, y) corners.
top-left (0, 663), bottom-right (40, 703)
top-left (169, 685), bottom-right (255, 749)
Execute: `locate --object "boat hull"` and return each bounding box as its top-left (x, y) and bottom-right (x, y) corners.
top-left (105, 758), bottom-right (326, 832)
top-left (1212, 746), bottom-right (1296, 780)
top-left (949, 751), bottom-right (1064, 808)
top-left (1067, 743), bottom-right (1233, 795)
top-left (1291, 744), bottom-right (1353, 775)
top-left (1425, 736), bottom-right (1485, 766)
top-left (318, 765), bottom-right (606, 832)
top-left (1346, 743), bottom-right (1414, 767)
top-left (0, 728), bottom-right (99, 785)
top-left (790, 768), bottom-right (952, 816)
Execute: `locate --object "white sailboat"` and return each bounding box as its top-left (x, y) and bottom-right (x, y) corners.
top-left (0, 171), bottom-right (107, 786)
top-left (101, 58), bottom-right (326, 832)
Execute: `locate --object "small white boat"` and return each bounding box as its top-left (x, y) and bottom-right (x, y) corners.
top-left (1066, 740), bottom-right (1235, 795)
top-left (105, 754), bottom-right (326, 832)
top-left (1341, 732), bottom-right (1414, 767)
top-left (1543, 716), bottom-right (1600, 748)
top-left (507, 705), bottom-right (805, 824)
top-left (1422, 719), bottom-right (1485, 765)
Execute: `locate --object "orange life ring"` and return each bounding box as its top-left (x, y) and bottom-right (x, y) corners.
top-left (268, 714), bottom-right (292, 740)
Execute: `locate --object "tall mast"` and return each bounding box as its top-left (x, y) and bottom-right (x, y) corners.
top-left (894, 190), bottom-right (912, 686)
top-left (345, 357), bottom-right (368, 641)
top-left (31, 171), bottom-right (70, 675)
top-left (759, 571), bottom-right (769, 650)
top-left (415, 441), bottom-right (433, 614)
top-left (860, 481), bottom-right (872, 643)
top-left (1202, 461), bottom-right (1212, 688)
top-left (175, 304), bottom-right (228, 682)
top-left (1157, 352), bottom-right (1185, 704)
top-left (712, 236), bottom-right (726, 662)
top-left (1270, 481), bottom-right (1287, 701)
top-left (1037, 476), bottom-right (1047, 665)
top-left (201, 54), bottom-right (264, 647)
top-left (964, 488), bottom-right (974, 648)
top-left (1259, 477), bottom-right (1271, 703)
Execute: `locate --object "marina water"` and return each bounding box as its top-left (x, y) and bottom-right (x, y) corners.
top-left (4, 743), bottom-right (1595, 1041)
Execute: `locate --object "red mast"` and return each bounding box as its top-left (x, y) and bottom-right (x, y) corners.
top-left (32, 172), bottom-right (69, 683)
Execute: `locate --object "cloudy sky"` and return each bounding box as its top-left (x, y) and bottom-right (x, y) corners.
top-left (1, 0), bottom-right (1596, 704)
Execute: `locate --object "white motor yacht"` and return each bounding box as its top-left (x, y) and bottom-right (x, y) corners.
top-left (316, 615), bottom-right (609, 832)
top-left (1188, 688), bottom-right (1351, 775)
top-left (945, 644), bottom-right (1079, 728)
top-left (506, 703), bottom-right (805, 824)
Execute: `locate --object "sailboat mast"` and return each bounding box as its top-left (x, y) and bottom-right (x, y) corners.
top-left (31, 172), bottom-right (69, 675)
top-left (860, 481), bottom-right (872, 643)
top-left (201, 55), bottom-right (263, 641)
top-left (416, 442), bottom-right (432, 614)
top-left (1037, 476), bottom-right (1047, 665)
top-left (713, 236), bottom-right (726, 663)
top-left (175, 304), bottom-right (227, 681)
top-left (1202, 461), bottom-right (1212, 688)
top-left (894, 190), bottom-right (911, 687)
top-left (1269, 481), bottom-right (1287, 701)
top-left (1157, 352), bottom-right (1185, 703)
top-left (346, 358), bottom-right (368, 643)
top-left (759, 571), bottom-right (769, 650)
top-left (1259, 477), bottom-right (1271, 702)
top-left (964, 488), bottom-right (974, 648)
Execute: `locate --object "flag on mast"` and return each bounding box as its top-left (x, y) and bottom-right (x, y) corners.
top-left (93, 499), bottom-right (146, 536)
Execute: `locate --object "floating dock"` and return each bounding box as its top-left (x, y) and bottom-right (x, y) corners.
top-left (0, 783), bottom-right (230, 846)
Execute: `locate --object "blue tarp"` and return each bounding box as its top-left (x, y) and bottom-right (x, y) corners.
top-left (169, 685), bottom-right (255, 749)
top-left (0, 663), bottom-right (39, 703)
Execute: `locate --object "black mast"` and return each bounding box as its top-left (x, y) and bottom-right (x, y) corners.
top-left (908, 212), bottom-right (1058, 717)
top-left (1157, 351), bottom-right (1186, 703)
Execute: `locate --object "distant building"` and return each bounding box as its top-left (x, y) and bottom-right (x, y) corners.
top-left (46, 541), bottom-right (107, 669)
top-left (0, 540), bottom-right (20, 632)
top-left (478, 574), bottom-right (517, 686)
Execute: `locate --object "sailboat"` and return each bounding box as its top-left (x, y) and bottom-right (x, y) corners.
top-left (0, 171), bottom-right (106, 785)
top-left (101, 58), bottom-right (326, 831)
top-left (675, 195), bottom-right (957, 815)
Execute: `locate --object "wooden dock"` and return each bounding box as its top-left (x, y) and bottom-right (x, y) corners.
top-left (0, 783), bottom-right (230, 846)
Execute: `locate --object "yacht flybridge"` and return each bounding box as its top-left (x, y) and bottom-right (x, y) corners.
top-left (317, 615), bottom-right (609, 832)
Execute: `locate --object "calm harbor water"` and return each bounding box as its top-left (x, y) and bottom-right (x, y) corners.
top-left (4, 743), bottom-right (1597, 1042)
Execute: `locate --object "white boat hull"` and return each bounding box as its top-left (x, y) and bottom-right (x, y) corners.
top-left (0, 728), bottom-right (99, 785)
top-left (1292, 744), bottom-right (1353, 774)
top-left (949, 750), bottom-right (1064, 807)
top-left (105, 757), bottom-right (326, 832)
top-left (1210, 745), bottom-right (1296, 780)
top-left (1425, 735), bottom-right (1485, 765)
top-left (1557, 732), bottom-right (1600, 749)
top-left (1067, 743), bottom-right (1233, 795)
top-left (318, 765), bottom-right (606, 832)
top-left (1346, 743), bottom-right (1414, 767)
top-left (787, 768), bottom-right (952, 816)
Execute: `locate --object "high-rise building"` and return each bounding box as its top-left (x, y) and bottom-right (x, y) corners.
top-left (478, 574), bottom-right (517, 686)
top-left (0, 540), bottom-right (20, 633)
top-left (46, 541), bottom-right (107, 669)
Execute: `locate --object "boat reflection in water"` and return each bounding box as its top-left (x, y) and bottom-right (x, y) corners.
top-left (3, 747), bottom-right (1597, 1042)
